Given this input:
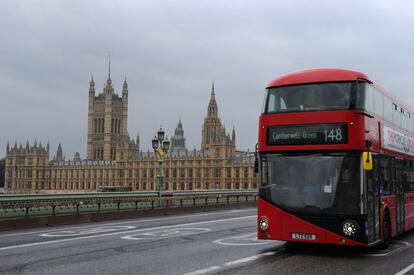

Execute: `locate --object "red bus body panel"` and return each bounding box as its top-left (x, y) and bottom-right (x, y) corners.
top-left (267, 68), bottom-right (369, 88)
top-left (258, 198), bottom-right (366, 246)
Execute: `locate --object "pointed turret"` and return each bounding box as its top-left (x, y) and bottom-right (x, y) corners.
top-left (136, 133), bottom-right (140, 150)
top-left (34, 139), bottom-right (37, 148)
top-left (6, 141), bottom-right (10, 153)
top-left (123, 77), bottom-right (128, 91)
top-left (122, 77), bottom-right (128, 99)
top-left (26, 140), bottom-right (29, 151)
top-left (105, 53), bottom-right (113, 90)
top-left (89, 75), bottom-right (95, 95)
top-left (56, 143), bottom-right (63, 161)
top-left (108, 52), bottom-right (111, 78)
top-left (47, 141), bottom-right (50, 153)
top-left (207, 81), bottom-right (218, 118)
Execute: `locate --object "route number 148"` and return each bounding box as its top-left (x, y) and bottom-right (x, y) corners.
top-left (324, 128), bottom-right (343, 142)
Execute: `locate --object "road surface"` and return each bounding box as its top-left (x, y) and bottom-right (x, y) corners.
top-left (1, 207), bottom-right (414, 275)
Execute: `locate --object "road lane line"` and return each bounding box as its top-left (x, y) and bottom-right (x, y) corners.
top-left (183, 251), bottom-right (277, 275)
top-left (224, 251), bottom-right (276, 266)
top-left (0, 208), bottom-right (256, 238)
top-left (0, 215), bottom-right (255, 251)
top-left (396, 262), bottom-right (414, 275)
top-left (183, 266), bottom-right (221, 275)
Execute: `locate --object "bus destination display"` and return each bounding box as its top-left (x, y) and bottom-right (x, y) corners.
top-left (267, 123), bottom-right (347, 145)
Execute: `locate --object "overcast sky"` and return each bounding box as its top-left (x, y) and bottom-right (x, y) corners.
top-left (1, 0), bottom-right (414, 159)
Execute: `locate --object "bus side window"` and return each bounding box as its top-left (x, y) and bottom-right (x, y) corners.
top-left (366, 85), bottom-right (374, 113)
top-left (408, 114), bottom-right (414, 132)
top-left (373, 89), bottom-right (383, 117)
top-left (401, 108), bottom-right (408, 130)
top-left (392, 103), bottom-right (402, 127)
top-left (383, 96), bottom-right (393, 122)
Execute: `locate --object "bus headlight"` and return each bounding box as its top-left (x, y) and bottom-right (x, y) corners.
top-left (342, 221), bottom-right (358, 236)
top-left (259, 217), bottom-right (270, 232)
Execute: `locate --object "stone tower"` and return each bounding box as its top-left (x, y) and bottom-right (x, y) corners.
top-left (201, 82), bottom-right (235, 158)
top-left (170, 119), bottom-right (186, 153)
top-left (87, 62), bottom-right (129, 160)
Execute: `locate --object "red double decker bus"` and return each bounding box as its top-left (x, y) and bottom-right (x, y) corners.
top-left (257, 68), bottom-right (414, 248)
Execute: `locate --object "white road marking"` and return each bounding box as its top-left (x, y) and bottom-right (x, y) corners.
top-left (183, 266), bottom-right (221, 275)
top-left (121, 228), bottom-right (211, 240)
top-left (224, 251), bottom-right (276, 266)
top-left (396, 262), bottom-right (414, 275)
top-left (0, 215), bottom-right (255, 251)
top-left (0, 208), bottom-right (256, 238)
top-left (213, 232), bottom-right (270, 246)
top-left (40, 226), bottom-right (136, 237)
top-left (183, 251), bottom-right (277, 275)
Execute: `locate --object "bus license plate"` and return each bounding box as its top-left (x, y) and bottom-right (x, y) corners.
top-left (291, 233), bottom-right (316, 240)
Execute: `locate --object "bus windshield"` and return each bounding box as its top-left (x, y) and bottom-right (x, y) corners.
top-left (263, 82), bottom-right (354, 114)
top-left (259, 152), bottom-right (361, 215)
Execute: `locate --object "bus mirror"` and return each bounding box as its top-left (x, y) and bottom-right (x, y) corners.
top-left (254, 157), bottom-right (259, 173)
top-left (362, 152), bottom-right (373, 171)
top-left (254, 143), bottom-right (259, 173)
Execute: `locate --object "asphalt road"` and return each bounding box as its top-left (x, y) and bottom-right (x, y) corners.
top-left (1, 207), bottom-right (414, 275)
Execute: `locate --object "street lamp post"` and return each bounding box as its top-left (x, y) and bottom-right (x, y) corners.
top-left (152, 126), bottom-right (170, 197)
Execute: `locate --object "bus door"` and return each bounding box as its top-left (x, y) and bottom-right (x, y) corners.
top-left (365, 154), bottom-right (380, 243)
top-left (395, 158), bottom-right (406, 234)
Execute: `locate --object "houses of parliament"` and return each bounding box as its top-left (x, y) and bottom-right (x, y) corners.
top-left (4, 68), bottom-right (256, 194)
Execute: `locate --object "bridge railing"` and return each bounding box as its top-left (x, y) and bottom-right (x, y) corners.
top-left (0, 190), bottom-right (257, 219)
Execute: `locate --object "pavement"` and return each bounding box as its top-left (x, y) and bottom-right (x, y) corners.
top-left (0, 207), bottom-right (414, 275)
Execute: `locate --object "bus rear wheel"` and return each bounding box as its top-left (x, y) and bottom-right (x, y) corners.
top-left (379, 213), bottom-right (391, 250)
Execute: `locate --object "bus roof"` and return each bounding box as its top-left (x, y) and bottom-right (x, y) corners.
top-left (267, 68), bottom-right (370, 88)
top-left (267, 68), bottom-right (414, 121)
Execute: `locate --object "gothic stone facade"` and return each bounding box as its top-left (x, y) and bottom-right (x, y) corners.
top-left (4, 75), bottom-right (256, 194)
